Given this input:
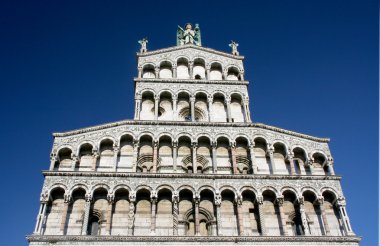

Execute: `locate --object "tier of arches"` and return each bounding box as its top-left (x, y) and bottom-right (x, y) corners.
top-left (52, 135), bottom-right (334, 177)
top-left (36, 185), bottom-right (352, 237)
top-left (136, 90), bottom-right (249, 123)
top-left (139, 58), bottom-right (244, 81)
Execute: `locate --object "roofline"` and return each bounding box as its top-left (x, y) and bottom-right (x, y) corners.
top-left (137, 44), bottom-right (244, 60)
top-left (134, 78), bottom-right (249, 85)
top-left (52, 120), bottom-right (330, 143)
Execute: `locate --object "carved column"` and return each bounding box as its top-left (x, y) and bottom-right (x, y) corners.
top-left (150, 192), bottom-right (157, 235)
top-left (225, 97), bottom-right (232, 122)
top-left (257, 196), bottom-right (267, 236)
top-left (189, 61), bottom-right (194, 78)
top-left (134, 94), bottom-right (142, 120)
top-left (155, 67), bottom-right (160, 79)
top-left (190, 96), bottom-right (195, 122)
top-left (91, 150), bottom-right (99, 171)
top-left (327, 158), bottom-right (335, 175)
top-left (211, 141), bottom-right (217, 173)
top-left (207, 96), bottom-right (213, 122)
top-left (137, 66), bottom-right (142, 78)
top-left (266, 144), bottom-right (276, 174)
top-left (152, 140), bottom-right (158, 173)
top-left (194, 195), bottom-right (200, 236)
top-left (240, 71), bottom-right (245, 81)
top-left (243, 98), bottom-right (251, 122)
top-left (172, 64), bottom-right (177, 78)
top-left (287, 152), bottom-right (296, 175)
top-left (215, 193), bottom-right (222, 236)
top-left (173, 141), bottom-right (178, 172)
top-left (192, 142), bottom-right (198, 173)
top-left (113, 145), bottom-right (119, 172)
top-left (172, 192), bottom-right (179, 236)
top-left (106, 194), bottom-right (114, 235)
top-left (276, 196), bottom-right (288, 236)
top-left (59, 194), bottom-right (71, 235)
top-left (298, 197), bottom-right (311, 235)
top-left (307, 158), bottom-right (314, 175)
top-left (34, 194), bottom-right (48, 234)
top-left (128, 191), bottom-right (136, 236)
top-left (317, 197), bottom-right (330, 235)
top-left (71, 153), bottom-right (78, 171)
top-left (81, 194), bottom-right (92, 235)
top-left (235, 196), bottom-right (244, 236)
top-left (249, 143), bottom-right (257, 174)
top-left (132, 140), bottom-right (139, 172)
top-left (49, 153), bottom-right (57, 170)
top-left (230, 142), bottom-right (238, 174)
top-left (172, 95), bottom-right (178, 121)
top-left (337, 198), bottom-right (354, 235)
top-left (154, 95), bottom-right (159, 120)
top-left (205, 65), bottom-right (210, 80)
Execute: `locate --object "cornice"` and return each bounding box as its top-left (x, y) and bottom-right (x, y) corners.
top-left (137, 44), bottom-right (244, 60)
top-left (26, 235), bottom-right (361, 243)
top-left (42, 171), bottom-right (341, 181)
top-left (52, 120), bottom-right (330, 143)
top-left (134, 78), bottom-right (249, 85)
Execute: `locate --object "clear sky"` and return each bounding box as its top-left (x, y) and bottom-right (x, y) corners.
top-left (0, 0), bottom-right (377, 245)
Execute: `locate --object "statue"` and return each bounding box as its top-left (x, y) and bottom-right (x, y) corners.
top-left (229, 40), bottom-right (239, 55)
top-left (177, 23), bottom-right (201, 46)
top-left (138, 38), bottom-right (148, 53)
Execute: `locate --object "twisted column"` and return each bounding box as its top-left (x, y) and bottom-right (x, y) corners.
top-left (172, 192), bottom-right (179, 236)
top-left (128, 191), bottom-right (136, 236)
top-left (81, 194), bottom-right (92, 235)
top-left (276, 196), bottom-right (288, 236)
top-left (257, 196), bottom-right (267, 236)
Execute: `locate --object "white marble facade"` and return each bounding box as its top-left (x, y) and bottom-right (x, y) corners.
top-left (28, 25), bottom-right (360, 245)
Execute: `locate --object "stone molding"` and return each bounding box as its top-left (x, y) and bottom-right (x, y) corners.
top-left (134, 78), bottom-right (249, 85)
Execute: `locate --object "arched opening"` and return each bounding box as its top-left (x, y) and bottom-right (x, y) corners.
top-left (303, 190), bottom-right (323, 235)
top-left (134, 189), bottom-right (151, 235)
top-left (312, 153), bottom-right (327, 175)
top-left (262, 190), bottom-right (281, 236)
top-left (177, 92), bottom-right (191, 121)
top-left (196, 136), bottom-right (211, 174)
top-left (199, 189), bottom-right (215, 236)
top-left (158, 136), bottom-right (173, 173)
top-left (177, 58), bottom-right (190, 79)
top-left (211, 93), bottom-right (227, 122)
top-left (216, 137), bottom-right (232, 174)
top-left (44, 187), bottom-right (65, 235)
top-left (111, 188), bottom-right (130, 235)
top-left (159, 61), bottom-right (173, 79)
top-left (158, 91), bottom-right (173, 120)
top-left (220, 189), bottom-right (238, 236)
top-left (282, 190), bottom-right (301, 236)
top-left (209, 62), bottom-right (223, 80)
top-left (254, 138), bottom-right (271, 174)
top-left (98, 139), bottom-right (114, 171)
top-left (156, 188), bottom-right (173, 235)
top-left (66, 188), bottom-right (86, 235)
top-left (193, 58), bottom-right (206, 79)
top-left (241, 190), bottom-right (260, 235)
top-left (88, 188), bottom-right (108, 236)
top-left (194, 92), bottom-right (208, 122)
top-left (230, 93), bottom-right (245, 122)
top-left (235, 137), bottom-right (250, 174)
top-left (140, 91), bottom-right (155, 120)
top-left (78, 143), bottom-right (94, 171)
top-left (293, 147), bottom-right (307, 175)
top-left (273, 143), bottom-right (287, 175)
top-left (178, 136), bottom-right (192, 173)
top-left (322, 191), bottom-right (343, 236)
top-left (142, 64), bottom-right (155, 78)
top-left (118, 135), bottom-right (134, 172)
top-left (178, 189), bottom-right (194, 236)
top-left (226, 67), bottom-right (240, 81)
top-left (56, 148), bottom-right (72, 171)
top-left (137, 135), bottom-right (154, 173)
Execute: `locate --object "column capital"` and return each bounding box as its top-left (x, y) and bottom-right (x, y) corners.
top-left (92, 149), bottom-right (99, 158)
top-left (172, 141), bottom-right (178, 148)
top-left (211, 141), bottom-right (217, 149)
top-left (276, 196), bottom-right (284, 206)
top-left (214, 193), bottom-right (222, 206)
top-left (207, 95), bottom-right (213, 103)
top-left (172, 94), bottom-right (178, 101)
top-left (113, 145), bottom-right (120, 153)
top-left (129, 191), bottom-right (136, 203)
top-left (40, 192), bottom-right (49, 203)
top-left (133, 140), bottom-right (139, 149)
top-left (193, 195), bottom-right (200, 204)
top-left (64, 194), bottom-right (72, 203)
top-left (107, 193), bottom-right (115, 204)
top-left (316, 196), bottom-right (324, 205)
top-left (256, 196), bottom-right (264, 205)
top-left (298, 196), bottom-right (305, 205)
top-left (336, 197), bottom-right (346, 207)
top-left (50, 152), bottom-right (58, 161)
top-left (229, 141), bottom-right (236, 148)
top-left (235, 195), bottom-right (243, 206)
top-left (150, 191), bottom-right (158, 203)
top-left (153, 140), bottom-right (158, 148)
top-left (85, 194), bottom-right (93, 202)
top-left (172, 192), bottom-right (179, 204)
top-left (190, 96), bottom-right (196, 102)
top-left (191, 142), bottom-right (198, 148)
top-left (154, 94), bottom-right (160, 101)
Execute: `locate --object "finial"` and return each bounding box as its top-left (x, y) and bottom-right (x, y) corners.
top-left (138, 38), bottom-right (148, 53)
top-left (229, 40), bottom-right (239, 55)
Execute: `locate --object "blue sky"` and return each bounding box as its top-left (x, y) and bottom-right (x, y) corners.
top-left (0, 0), bottom-right (377, 245)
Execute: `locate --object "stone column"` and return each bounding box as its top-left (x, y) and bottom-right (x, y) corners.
top-left (155, 67), bottom-right (160, 79)
top-left (307, 158), bottom-right (314, 175)
top-left (230, 142), bottom-right (238, 174)
top-left (249, 143), bottom-right (257, 174)
top-left (172, 95), bottom-right (178, 121)
top-left (71, 153), bottom-right (78, 171)
top-left (206, 66), bottom-right (210, 80)
top-left (298, 197), bottom-right (311, 235)
top-left (337, 198), bottom-right (354, 235)
top-left (244, 98), bottom-right (251, 122)
top-left (113, 145), bottom-right (119, 172)
top-left (276, 196), bottom-right (288, 236)
top-left (192, 142), bottom-right (198, 173)
top-left (317, 197), bottom-right (330, 236)
top-left (152, 140), bottom-right (158, 173)
top-left (194, 195), bottom-right (200, 236)
top-left (134, 95), bottom-right (142, 120)
top-left (91, 150), bottom-right (99, 171)
top-left (128, 191), bottom-right (136, 236)
top-left (81, 194), bottom-right (92, 235)
top-left (257, 196), bottom-right (267, 236)
top-left (207, 96), bottom-right (213, 122)
top-left (172, 192), bottom-right (179, 236)
top-left (154, 95), bottom-right (159, 120)
top-left (34, 195), bottom-right (48, 234)
top-left (49, 153), bottom-right (57, 170)
top-left (225, 97), bottom-right (232, 122)
top-left (326, 158), bottom-right (335, 175)
top-left (137, 66), bottom-right (142, 78)
top-left (172, 64), bottom-right (177, 78)
top-left (173, 141), bottom-right (178, 172)
top-left (235, 196), bottom-right (244, 236)
top-left (150, 192), bottom-right (157, 235)
top-left (214, 194), bottom-right (222, 236)
top-left (240, 71), bottom-right (245, 81)
top-left (106, 194), bottom-right (114, 235)
top-left (190, 96), bottom-right (195, 122)
top-left (211, 141), bottom-right (217, 173)
top-left (132, 140), bottom-right (139, 172)
top-left (189, 61), bottom-right (194, 78)
top-left (266, 144), bottom-right (276, 174)
top-left (59, 194), bottom-right (71, 235)
top-left (287, 152), bottom-right (296, 175)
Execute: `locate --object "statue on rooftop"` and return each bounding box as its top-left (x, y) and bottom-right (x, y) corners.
top-left (138, 38), bottom-right (148, 53)
top-left (177, 23), bottom-right (201, 46)
top-left (229, 40), bottom-right (239, 56)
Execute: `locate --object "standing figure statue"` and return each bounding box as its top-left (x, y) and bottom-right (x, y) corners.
top-left (177, 23), bottom-right (202, 46)
top-left (138, 38), bottom-right (148, 53)
top-left (229, 40), bottom-right (239, 56)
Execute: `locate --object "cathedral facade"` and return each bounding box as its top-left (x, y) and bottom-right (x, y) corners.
top-left (27, 24), bottom-right (360, 245)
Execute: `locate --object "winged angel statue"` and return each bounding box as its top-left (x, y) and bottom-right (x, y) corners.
top-left (177, 23), bottom-right (202, 46)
